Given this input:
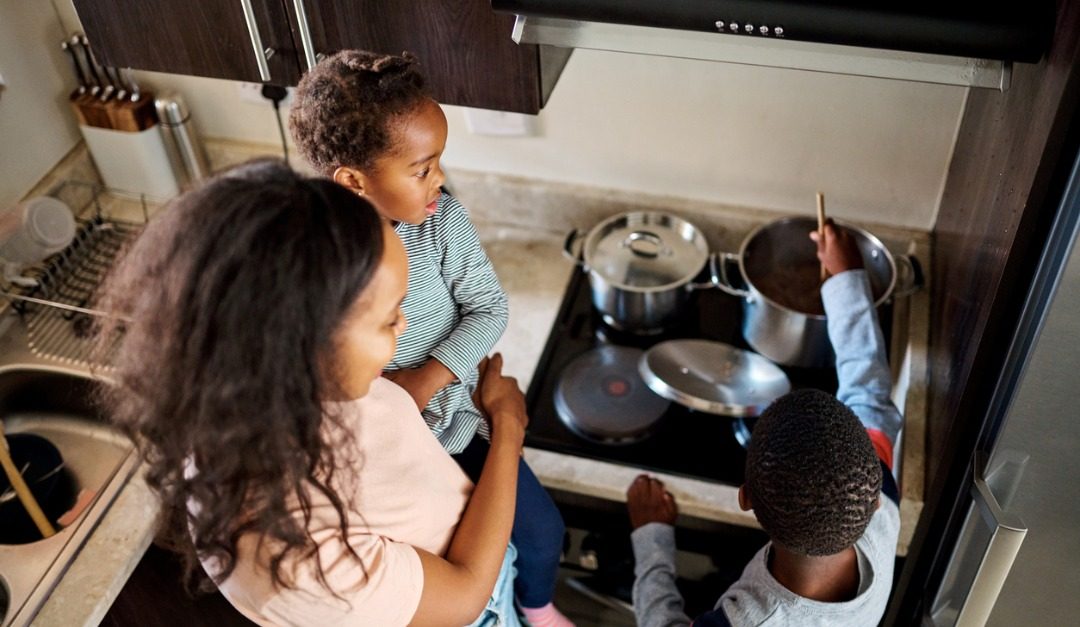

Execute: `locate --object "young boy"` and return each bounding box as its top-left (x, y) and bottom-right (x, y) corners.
top-left (627, 220), bottom-right (902, 626)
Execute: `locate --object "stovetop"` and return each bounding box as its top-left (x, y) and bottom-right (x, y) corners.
top-left (524, 267), bottom-right (892, 486)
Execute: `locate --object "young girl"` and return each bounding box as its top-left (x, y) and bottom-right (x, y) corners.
top-left (290, 51), bottom-right (571, 625)
top-left (100, 160), bottom-right (527, 626)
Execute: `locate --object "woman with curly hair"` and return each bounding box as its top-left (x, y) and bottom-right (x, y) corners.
top-left (99, 159), bottom-right (526, 626)
top-left (289, 50), bottom-right (570, 627)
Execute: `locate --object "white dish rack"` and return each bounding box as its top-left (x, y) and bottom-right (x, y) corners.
top-left (0, 181), bottom-right (146, 367)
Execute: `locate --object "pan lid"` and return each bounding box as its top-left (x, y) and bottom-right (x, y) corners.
top-left (638, 340), bottom-right (791, 417)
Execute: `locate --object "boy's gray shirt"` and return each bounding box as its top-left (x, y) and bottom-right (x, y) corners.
top-left (630, 269), bottom-right (903, 626)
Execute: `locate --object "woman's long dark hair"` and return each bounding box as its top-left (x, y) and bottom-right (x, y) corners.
top-left (98, 159), bottom-right (385, 591)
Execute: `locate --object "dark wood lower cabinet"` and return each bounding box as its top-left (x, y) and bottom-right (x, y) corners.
top-left (100, 544), bottom-right (255, 627)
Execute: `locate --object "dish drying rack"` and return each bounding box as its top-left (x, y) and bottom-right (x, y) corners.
top-left (0, 181), bottom-right (148, 368)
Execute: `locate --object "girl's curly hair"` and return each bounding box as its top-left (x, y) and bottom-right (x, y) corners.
top-left (97, 159), bottom-right (385, 592)
top-left (289, 49), bottom-right (429, 175)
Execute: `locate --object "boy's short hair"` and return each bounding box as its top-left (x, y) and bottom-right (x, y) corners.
top-left (289, 50), bottom-right (429, 175)
top-left (745, 389), bottom-right (882, 556)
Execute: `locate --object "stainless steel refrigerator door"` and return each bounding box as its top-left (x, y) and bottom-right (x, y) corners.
top-left (928, 164), bottom-right (1080, 626)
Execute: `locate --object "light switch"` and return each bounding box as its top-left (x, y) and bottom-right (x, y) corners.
top-left (464, 108), bottom-right (537, 137)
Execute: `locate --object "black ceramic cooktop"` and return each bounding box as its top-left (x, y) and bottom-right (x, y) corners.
top-left (524, 266), bottom-right (890, 486)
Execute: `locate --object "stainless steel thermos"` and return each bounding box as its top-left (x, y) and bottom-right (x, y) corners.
top-left (154, 92), bottom-right (211, 186)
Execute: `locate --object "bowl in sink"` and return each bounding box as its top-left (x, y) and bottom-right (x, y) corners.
top-left (0, 367), bottom-right (139, 627)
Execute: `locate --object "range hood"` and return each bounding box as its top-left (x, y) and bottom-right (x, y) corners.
top-left (492, 1), bottom-right (1055, 90)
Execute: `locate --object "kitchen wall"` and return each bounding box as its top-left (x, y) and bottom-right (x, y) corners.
top-left (47, 2), bottom-right (967, 230)
top-left (0, 1), bottom-right (82, 209)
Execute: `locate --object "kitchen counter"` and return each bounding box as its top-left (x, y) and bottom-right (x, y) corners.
top-left (19, 149), bottom-right (929, 623)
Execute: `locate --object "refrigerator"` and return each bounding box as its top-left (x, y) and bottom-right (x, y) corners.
top-left (895, 147), bottom-right (1080, 625)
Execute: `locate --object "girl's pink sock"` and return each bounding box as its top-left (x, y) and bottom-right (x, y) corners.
top-left (521, 602), bottom-right (575, 627)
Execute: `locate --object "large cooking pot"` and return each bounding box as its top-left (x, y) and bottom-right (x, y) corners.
top-left (565, 212), bottom-right (718, 333)
top-left (715, 217), bottom-right (922, 368)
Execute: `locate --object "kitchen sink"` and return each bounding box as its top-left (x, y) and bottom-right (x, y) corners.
top-left (0, 366), bottom-right (138, 627)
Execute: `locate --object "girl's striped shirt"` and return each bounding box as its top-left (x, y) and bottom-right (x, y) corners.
top-left (388, 192), bottom-right (509, 454)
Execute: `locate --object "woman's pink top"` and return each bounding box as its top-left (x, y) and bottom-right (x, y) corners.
top-left (203, 377), bottom-right (474, 626)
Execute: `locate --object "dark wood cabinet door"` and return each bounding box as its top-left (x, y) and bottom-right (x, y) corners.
top-left (284, 0), bottom-right (564, 113)
top-left (73, 0), bottom-right (302, 85)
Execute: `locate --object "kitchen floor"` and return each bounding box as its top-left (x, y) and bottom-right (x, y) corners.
top-left (553, 568), bottom-right (637, 626)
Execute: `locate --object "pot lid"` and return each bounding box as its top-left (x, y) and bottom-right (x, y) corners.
top-left (638, 340), bottom-right (791, 417)
top-left (584, 212), bottom-right (709, 289)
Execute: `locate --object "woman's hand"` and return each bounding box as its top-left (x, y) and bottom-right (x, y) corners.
top-left (409, 352), bottom-right (526, 626)
top-left (810, 219), bottom-right (864, 277)
top-left (473, 353), bottom-right (528, 446)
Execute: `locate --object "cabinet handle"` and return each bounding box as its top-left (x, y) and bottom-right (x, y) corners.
top-left (240, 0), bottom-right (272, 81)
top-left (292, 0), bottom-right (319, 70)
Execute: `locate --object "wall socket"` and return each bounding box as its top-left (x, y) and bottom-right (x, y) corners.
top-left (236, 82), bottom-right (294, 106)
top-left (236, 82), bottom-right (265, 104)
top-left (464, 108), bottom-right (537, 137)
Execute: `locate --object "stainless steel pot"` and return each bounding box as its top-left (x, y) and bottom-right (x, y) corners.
top-left (715, 217), bottom-right (922, 368)
top-left (565, 212), bottom-right (718, 333)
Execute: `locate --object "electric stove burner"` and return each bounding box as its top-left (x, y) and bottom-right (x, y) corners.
top-left (554, 345), bottom-right (671, 445)
top-left (525, 267), bottom-right (877, 485)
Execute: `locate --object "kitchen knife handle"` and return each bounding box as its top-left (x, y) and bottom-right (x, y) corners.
top-left (292, 0), bottom-right (319, 70)
top-left (60, 40), bottom-right (88, 95)
top-left (71, 35), bottom-right (101, 97)
top-left (79, 35), bottom-right (114, 101)
top-left (121, 68), bottom-right (141, 103)
top-left (106, 67), bottom-right (128, 101)
top-left (240, 0), bottom-right (273, 81)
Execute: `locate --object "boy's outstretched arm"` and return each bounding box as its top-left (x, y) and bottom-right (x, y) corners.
top-left (813, 222), bottom-right (903, 469)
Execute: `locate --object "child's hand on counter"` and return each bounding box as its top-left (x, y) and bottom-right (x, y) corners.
top-left (627, 475), bottom-right (678, 530)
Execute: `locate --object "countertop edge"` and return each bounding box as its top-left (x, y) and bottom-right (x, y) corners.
top-left (29, 467), bottom-right (158, 627)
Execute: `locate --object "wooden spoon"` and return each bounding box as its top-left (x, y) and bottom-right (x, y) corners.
top-left (0, 421), bottom-right (57, 538)
top-left (816, 192), bottom-right (828, 282)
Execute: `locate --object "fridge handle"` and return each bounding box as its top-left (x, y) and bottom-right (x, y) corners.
top-left (954, 454), bottom-right (1028, 627)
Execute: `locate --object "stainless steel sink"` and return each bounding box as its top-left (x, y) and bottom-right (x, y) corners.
top-left (0, 365), bottom-right (138, 627)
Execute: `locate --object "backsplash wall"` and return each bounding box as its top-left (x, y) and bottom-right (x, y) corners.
top-left (49, 1), bottom-right (966, 230)
top-left (0, 1), bottom-right (83, 209)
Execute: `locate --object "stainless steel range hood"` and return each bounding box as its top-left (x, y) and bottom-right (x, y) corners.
top-left (493, 1), bottom-right (1055, 90)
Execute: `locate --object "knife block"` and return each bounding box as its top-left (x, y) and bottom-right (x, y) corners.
top-left (80, 123), bottom-right (180, 202)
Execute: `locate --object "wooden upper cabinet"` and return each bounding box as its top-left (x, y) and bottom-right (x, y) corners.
top-left (73, 0), bottom-right (302, 85)
top-left (72, 0), bottom-right (569, 113)
top-left (282, 0), bottom-right (569, 112)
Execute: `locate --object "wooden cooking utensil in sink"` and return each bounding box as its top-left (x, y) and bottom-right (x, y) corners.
top-left (0, 422), bottom-right (57, 539)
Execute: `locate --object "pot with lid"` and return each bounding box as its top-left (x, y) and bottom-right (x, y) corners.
top-left (715, 217), bottom-right (922, 368)
top-left (565, 211), bottom-right (719, 333)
